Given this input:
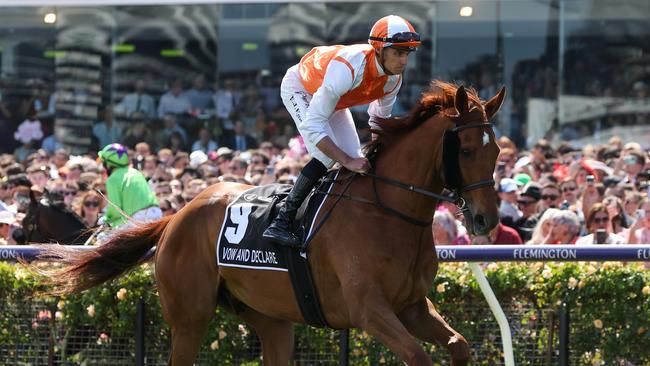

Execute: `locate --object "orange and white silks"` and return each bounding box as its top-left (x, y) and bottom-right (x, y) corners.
top-left (298, 44), bottom-right (401, 110)
top-left (280, 44), bottom-right (402, 168)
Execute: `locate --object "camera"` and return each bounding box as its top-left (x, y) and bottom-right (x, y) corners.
top-left (496, 162), bottom-right (506, 175)
top-left (595, 229), bottom-right (607, 244)
top-left (135, 155), bottom-right (145, 170)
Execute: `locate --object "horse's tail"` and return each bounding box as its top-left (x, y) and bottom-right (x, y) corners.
top-left (36, 215), bottom-right (173, 295)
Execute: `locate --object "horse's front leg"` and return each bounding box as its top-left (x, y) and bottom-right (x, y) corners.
top-left (347, 294), bottom-right (433, 366)
top-left (398, 297), bottom-right (470, 366)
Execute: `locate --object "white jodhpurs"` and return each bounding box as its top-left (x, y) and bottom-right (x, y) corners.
top-left (132, 206), bottom-right (163, 223)
top-left (280, 65), bottom-right (363, 168)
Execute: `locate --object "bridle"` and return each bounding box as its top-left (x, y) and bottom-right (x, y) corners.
top-left (323, 121), bottom-right (495, 227)
top-left (24, 202), bottom-right (41, 243)
top-left (442, 121), bottom-right (496, 195)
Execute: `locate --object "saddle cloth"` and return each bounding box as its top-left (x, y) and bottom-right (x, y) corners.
top-left (216, 171), bottom-right (338, 271)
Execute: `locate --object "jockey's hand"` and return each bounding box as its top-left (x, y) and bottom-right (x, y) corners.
top-left (344, 157), bottom-right (371, 174)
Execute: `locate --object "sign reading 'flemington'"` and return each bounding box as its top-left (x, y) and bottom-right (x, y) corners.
top-left (435, 245), bottom-right (650, 262)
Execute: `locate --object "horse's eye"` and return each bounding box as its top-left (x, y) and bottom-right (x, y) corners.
top-left (460, 149), bottom-right (471, 157)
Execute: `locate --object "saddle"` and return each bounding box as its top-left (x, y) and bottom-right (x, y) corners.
top-left (216, 171), bottom-right (341, 327)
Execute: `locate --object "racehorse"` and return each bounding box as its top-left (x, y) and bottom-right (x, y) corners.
top-left (42, 81), bottom-right (504, 365)
top-left (22, 190), bottom-right (91, 245)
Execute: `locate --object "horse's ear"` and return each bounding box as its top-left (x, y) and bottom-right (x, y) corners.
top-left (454, 85), bottom-right (469, 114)
top-left (484, 86), bottom-right (506, 121)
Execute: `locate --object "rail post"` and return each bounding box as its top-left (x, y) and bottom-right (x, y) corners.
top-left (558, 294), bottom-right (570, 366)
top-left (338, 329), bottom-right (349, 366)
top-left (135, 297), bottom-right (146, 366)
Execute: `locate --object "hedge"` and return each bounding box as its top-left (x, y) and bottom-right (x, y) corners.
top-left (1, 261), bottom-right (649, 365)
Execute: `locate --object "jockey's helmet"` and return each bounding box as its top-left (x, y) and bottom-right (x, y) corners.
top-left (368, 15), bottom-right (421, 52)
top-left (98, 143), bottom-right (129, 168)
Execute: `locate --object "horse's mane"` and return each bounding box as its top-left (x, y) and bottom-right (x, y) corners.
top-left (365, 80), bottom-right (482, 154)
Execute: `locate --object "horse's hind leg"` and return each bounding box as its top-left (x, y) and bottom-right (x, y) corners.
top-left (238, 306), bottom-right (294, 365)
top-left (399, 298), bottom-right (470, 366)
top-left (158, 262), bottom-right (220, 366)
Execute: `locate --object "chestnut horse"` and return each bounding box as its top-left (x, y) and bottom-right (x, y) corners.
top-left (44, 82), bottom-right (505, 365)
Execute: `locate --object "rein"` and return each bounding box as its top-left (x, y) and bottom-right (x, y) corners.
top-left (318, 122), bottom-right (495, 227)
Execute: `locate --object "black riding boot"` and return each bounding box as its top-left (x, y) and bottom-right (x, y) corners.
top-left (263, 173), bottom-right (319, 248)
top-left (263, 158), bottom-right (328, 248)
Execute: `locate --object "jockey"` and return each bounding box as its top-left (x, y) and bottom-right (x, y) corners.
top-left (263, 15), bottom-right (421, 247)
top-left (98, 143), bottom-right (161, 228)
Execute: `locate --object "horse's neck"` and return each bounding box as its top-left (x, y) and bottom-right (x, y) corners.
top-left (373, 122), bottom-right (446, 223)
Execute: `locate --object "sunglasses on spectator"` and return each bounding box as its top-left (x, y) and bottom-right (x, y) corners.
top-left (624, 156), bottom-right (638, 165)
top-left (54, 190), bottom-right (76, 196)
top-left (14, 195), bottom-right (29, 202)
top-left (541, 194), bottom-right (558, 201)
top-left (251, 159), bottom-right (264, 164)
top-left (84, 201), bottom-right (100, 208)
top-left (562, 187), bottom-right (577, 193)
top-left (517, 200), bottom-right (536, 206)
top-left (592, 216), bottom-right (609, 224)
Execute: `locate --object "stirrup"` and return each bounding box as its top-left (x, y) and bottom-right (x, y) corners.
top-left (263, 225), bottom-right (302, 248)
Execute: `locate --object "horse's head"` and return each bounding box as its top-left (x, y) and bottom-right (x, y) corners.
top-left (441, 85), bottom-right (505, 235)
top-left (22, 193), bottom-right (90, 245)
top-left (366, 81), bottom-right (505, 235)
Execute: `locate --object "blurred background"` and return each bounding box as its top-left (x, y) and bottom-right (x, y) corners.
top-left (0, 0), bottom-right (648, 155)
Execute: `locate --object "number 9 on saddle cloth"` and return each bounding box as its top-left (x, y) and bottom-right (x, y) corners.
top-left (216, 173), bottom-right (337, 272)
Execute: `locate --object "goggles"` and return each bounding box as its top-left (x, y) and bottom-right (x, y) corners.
top-left (369, 31), bottom-right (421, 45)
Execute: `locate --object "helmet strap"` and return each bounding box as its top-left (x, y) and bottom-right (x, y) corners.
top-left (377, 48), bottom-right (396, 76)
top-left (102, 161), bottom-right (114, 175)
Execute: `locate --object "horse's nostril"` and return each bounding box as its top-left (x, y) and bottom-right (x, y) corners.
top-left (474, 214), bottom-right (487, 229)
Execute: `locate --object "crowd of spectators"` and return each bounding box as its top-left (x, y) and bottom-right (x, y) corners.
top-left (1, 129), bottom-right (648, 246)
top-left (0, 72), bottom-right (648, 246)
top-left (0, 137), bottom-right (311, 245)
top-left (0, 73), bottom-right (302, 159)
top-left (435, 136), bottom-right (650, 245)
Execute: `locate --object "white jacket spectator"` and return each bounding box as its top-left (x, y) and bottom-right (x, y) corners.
top-left (158, 79), bottom-right (191, 118)
top-left (576, 232), bottom-right (625, 245)
top-left (116, 79), bottom-right (156, 118)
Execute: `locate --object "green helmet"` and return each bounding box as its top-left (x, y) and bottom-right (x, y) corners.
top-left (98, 143), bottom-right (129, 168)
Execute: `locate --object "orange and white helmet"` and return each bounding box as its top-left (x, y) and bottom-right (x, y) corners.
top-left (368, 15), bottom-right (421, 52)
